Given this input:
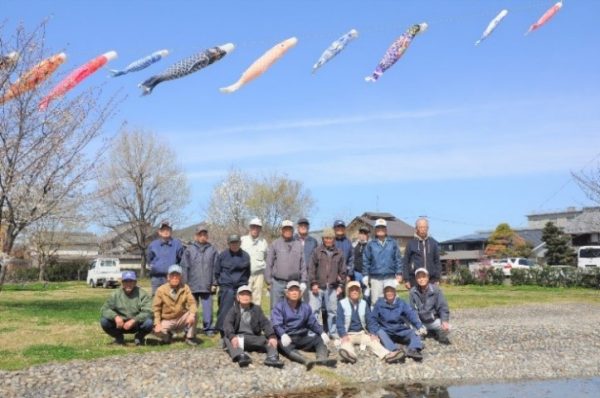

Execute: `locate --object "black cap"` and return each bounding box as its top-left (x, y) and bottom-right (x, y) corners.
top-left (297, 218), bottom-right (309, 225)
top-left (358, 226), bottom-right (370, 234)
top-left (227, 234), bottom-right (241, 243)
top-left (333, 220), bottom-right (346, 228)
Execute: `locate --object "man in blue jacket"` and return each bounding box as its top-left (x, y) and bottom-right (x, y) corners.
top-left (181, 224), bottom-right (219, 336)
top-left (215, 234), bottom-right (251, 337)
top-left (362, 219), bottom-right (403, 303)
top-left (271, 281), bottom-right (337, 370)
top-left (333, 220), bottom-right (354, 280)
top-left (370, 281), bottom-right (427, 361)
top-left (403, 218), bottom-right (442, 289)
top-left (147, 220), bottom-right (184, 295)
top-left (409, 268), bottom-right (451, 344)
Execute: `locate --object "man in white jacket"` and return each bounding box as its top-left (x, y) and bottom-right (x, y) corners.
top-left (241, 218), bottom-right (268, 306)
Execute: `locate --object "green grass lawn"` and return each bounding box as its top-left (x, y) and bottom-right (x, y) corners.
top-left (0, 281), bottom-right (598, 370)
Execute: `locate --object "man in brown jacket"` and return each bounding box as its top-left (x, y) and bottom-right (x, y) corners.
top-left (308, 228), bottom-right (346, 339)
top-left (152, 264), bottom-right (198, 346)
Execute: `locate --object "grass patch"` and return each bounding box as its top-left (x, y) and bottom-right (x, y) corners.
top-left (0, 281), bottom-right (598, 370)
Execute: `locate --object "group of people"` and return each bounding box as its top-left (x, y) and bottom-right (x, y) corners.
top-left (99, 217), bottom-right (451, 369)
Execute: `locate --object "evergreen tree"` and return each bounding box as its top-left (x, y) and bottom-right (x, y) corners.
top-left (542, 222), bottom-right (575, 265)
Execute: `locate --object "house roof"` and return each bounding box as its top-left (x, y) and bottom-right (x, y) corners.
top-left (442, 229), bottom-right (543, 247)
top-left (564, 208), bottom-right (600, 234)
top-left (349, 212), bottom-right (414, 238)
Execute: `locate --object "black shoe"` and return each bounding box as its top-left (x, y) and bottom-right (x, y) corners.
top-left (306, 360), bottom-right (317, 371)
top-left (315, 358), bottom-right (337, 368)
top-left (436, 331), bottom-right (451, 345)
top-left (205, 330), bottom-right (215, 337)
top-left (111, 337), bottom-right (125, 346)
top-left (185, 338), bottom-right (199, 346)
top-left (264, 356), bottom-right (284, 368)
top-left (134, 337), bottom-right (145, 346)
top-left (405, 348), bottom-right (423, 361)
top-left (384, 350), bottom-right (405, 364)
top-left (338, 348), bottom-right (357, 364)
top-left (237, 353), bottom-right (252, 367)
top-left (160, 332), bottom-right (173, 344)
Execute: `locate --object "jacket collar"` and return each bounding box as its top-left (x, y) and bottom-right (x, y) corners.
top-left (414, 233), bottom-right (429, 242)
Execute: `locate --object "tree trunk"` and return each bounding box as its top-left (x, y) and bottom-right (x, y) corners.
top-left (139, 252), bottom-right (146, 278)
top-left (0, 233), bottom-right (16, 293)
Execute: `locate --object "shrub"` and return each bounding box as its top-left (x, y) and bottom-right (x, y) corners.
top-left (449, 266), bottom-right (475, 285)
top-left (7, 267), bottom-right (39, 283)
top-left (45, 261), bottom-right (88, 282)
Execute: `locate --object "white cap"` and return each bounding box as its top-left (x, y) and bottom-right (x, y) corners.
top-left (415, 267), bottom-right (429, 276)
top-left (249, 217), bottom-right (263, 227)
top-left (375, 218), bottom-right (387, 227)
top-left (383, 280), bottom-right (397, 290)
top-left (281, 220), bottom-right (294, 228)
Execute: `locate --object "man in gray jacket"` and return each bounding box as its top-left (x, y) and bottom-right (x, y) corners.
top-left (409, 268), bottom-right (450, 344)
top-left (181, 224), bottom-right (219, 336)
top-left (265, 220), bottom-right (307, 310)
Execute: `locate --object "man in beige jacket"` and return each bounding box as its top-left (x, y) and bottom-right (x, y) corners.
top-left (152, 264), bottom-right (198, 346)
top-left (241, 218), bottom-right (268, 306)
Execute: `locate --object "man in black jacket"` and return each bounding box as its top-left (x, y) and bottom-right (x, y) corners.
top-left (223, 285), bottom-right (284, 368)
top-left (215, 235), bottom-right (251, 337)
top-left (403, 218), bottom-right (442, 289)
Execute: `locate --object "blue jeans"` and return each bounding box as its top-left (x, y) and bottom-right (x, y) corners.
top-left (193, 292), bottom-right (214, 332)
top-left (151, 276), bottom-right (167, 295)
top-left (270, 279), bottom-right (287, 311)
top-left (100, 317), bottom-right (153, 340)
top-left (308, 286), bottom-right (338, 338)
top-left (377, 328), bottom-right (422, 351)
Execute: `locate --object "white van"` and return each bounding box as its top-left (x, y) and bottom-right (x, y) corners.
top-left (87, 258), bottom-right (121, 288)
top-left (577, 246), bottom-right (600, 270)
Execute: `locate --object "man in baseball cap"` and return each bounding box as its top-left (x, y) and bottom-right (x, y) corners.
top-left (147, 219), bottom-right (184, 295)
top-left (295, 218), bottom-right (318, 271)
top-left (265, 220), bottom-right (307, 310)
top-left (362, 218), bottom-right (402, 303)
top-left (408, 268), bottom-right (450, 344)
top-left (222, 285), bottom-right (284, 368)
top-left (180, 223), bottom-right (219, 336)
top-left (370, 279), bottom-right (427, 361)
top-left (100, 271), bottom-right (153, 346)
top-left (241, 218), bottom-right (268, 307)
top-left (152, 264), bottom-right (198, 346)
top-left (214, 233), bottom-right (251, 338)
top-left (333, 220), bottom-right (354, 282)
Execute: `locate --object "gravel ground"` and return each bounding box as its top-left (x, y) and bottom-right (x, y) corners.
top-left (1, 303), bottom-right (600, 398)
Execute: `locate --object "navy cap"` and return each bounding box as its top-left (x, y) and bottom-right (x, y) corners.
top-left (297, 218), bottom-right (309, 225)
top-left (333, 220), bottom-right (346, 228)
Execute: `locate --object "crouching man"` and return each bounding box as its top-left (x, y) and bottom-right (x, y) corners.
top-left (370, 282), bottom-right (427, 361)
top-left (409, 268), bottom-right (451, 344)
top-left (100, 271), bottom-right (153, 346)
top-left (336, 281), bottom-right (405, 364)
top-left (271, 281), bottom-right (337, 370)
top-left (223, 285), bottom-right (284, 368)
top-left (152, 264), bottom-right (198, 346)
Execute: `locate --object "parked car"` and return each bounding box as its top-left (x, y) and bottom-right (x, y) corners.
top-left (87, 258), bottom-right (121, 288)
top-left (502, 258), bottom-right (536, 276)
top-left (577, 246), bottom-right (600, 270)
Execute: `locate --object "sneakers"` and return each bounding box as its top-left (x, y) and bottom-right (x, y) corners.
top-left (405, 348), bottom-right (423, 361)
top-left (315, 358), bottom-right (337, 368)
top-left (264, 356), bottom-right (284, 368)
top-left (205, 330), bottom-right (215, 337)
top-left (237, 353), bottom-right (252, 367)
top-left (384, 350), bottom-right (405, 364)
top-left (338, 348), bottom-right (357, 364)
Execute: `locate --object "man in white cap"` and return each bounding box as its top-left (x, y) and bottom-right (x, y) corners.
top-left (409, 268), bottom-right (450, 344)
top-left (152, 264), bottom-right (198, 346)
top-left (362, 219), bottom-right (403, 303)
top-left (241, 218), bottom-right (268, 306)
top-left (336, 281), bottom-right (405, 364)
top-left (223, 285), bottom-right (284, 368)
top-left (370, 281), bottom-right (427, 361)
top-left (270, 281), bottom-right (336, 370)
top-left (265, 220), bottom-right (307, 310)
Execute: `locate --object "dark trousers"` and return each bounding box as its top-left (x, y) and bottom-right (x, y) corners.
top-left (224, 334), bottom-right (278, 360)
top-left (215, 287), bottom-right (236, 334)
top-left (192, 292), bottom-right (214, 332)
top-left (279, 333), bottom-right (328, 361)
top-left (100, 317), bottom-right (153, 340)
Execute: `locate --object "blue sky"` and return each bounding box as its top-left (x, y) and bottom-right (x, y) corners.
top-left (4, 0), bottom-right (600, 240)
